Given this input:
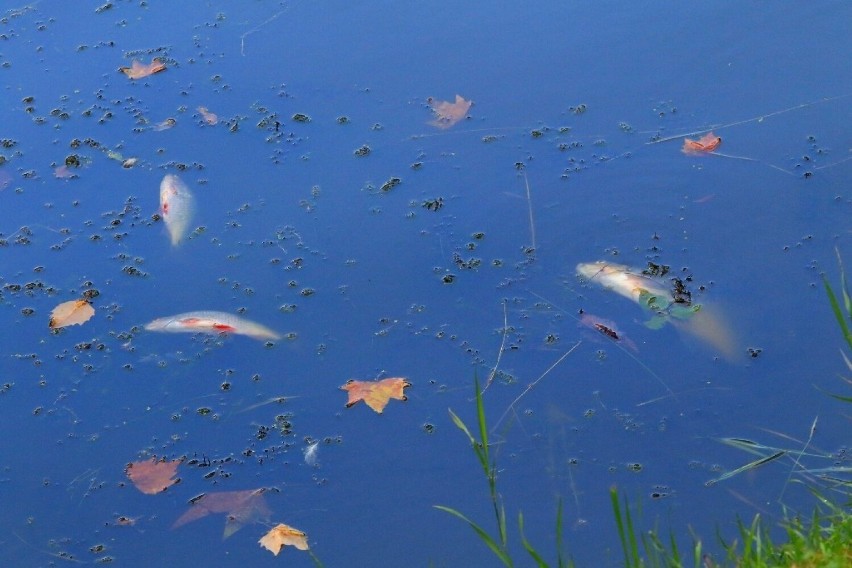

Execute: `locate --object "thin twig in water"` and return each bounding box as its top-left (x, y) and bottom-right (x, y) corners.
top-left (522, 169), bottom-right (536, 252)
top-left (483, 300), bottom-right (509, 394)
top-left (646, 93), bottom-right (852, 145)
top-left (493, 341), bottom-right (582, 433)
top-left (240, 3), bottom-right (296, 57)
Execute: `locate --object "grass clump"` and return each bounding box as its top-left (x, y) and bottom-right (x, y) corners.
top-left (435, 376), bottom-right (571, 567)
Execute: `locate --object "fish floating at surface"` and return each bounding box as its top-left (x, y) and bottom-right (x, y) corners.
top-left (577, 261), bottom-right (738, 360)
top-left (159, 174), bottom-right (195, 246)
top-left (577, 261), bottom-right (676, 312)
top-left (144, 311), bottom-right (281, 341)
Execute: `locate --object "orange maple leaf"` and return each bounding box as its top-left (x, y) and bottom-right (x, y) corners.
top-left (125, 458), bottom-right (181, 495)
top-left (682, 132), bottom-right (722, 154)
top-left (427, 95), bottom-right (473, 129)
top-left (172, 488), bottom-right (272, 538)
top-left (340, 377), bottom-right (411, 413)
top-left (49, 299), bottom-right (95, 329)
top-left (259, 523), bottom-right (310, 555)
top-left (119, 58), bottom-right (166, 80)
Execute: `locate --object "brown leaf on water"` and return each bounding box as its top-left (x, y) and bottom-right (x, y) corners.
top-left (682, 132), bottom-right (722, 154)
top-left (259, 523), bottom-right (310, 555)
top-left (340, 377), bottom-right (411, 413)
top-left (427, 94), bottom-right (472, 129)
top-left (49, 299), bottom-right (95, 329)
top-left (125, 458), bottom-right (181, 495)
top-left (172, 488), bottom-right (271, 539)
top-left (119, 58), bottom-right (166, 80)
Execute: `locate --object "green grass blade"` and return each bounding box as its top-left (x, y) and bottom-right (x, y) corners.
top-left (708, 450), bottom-right (787, 484)
top-left (610, 486), bottom-right (641, 568)
top-left (448, 408), bottom-right (476, 445)
top-left (434, 506), bottom-right (513, 567)
top-left (835, 247), bottom-right (852, 315)
top-left (555, 498), bottom-right (566, 568)
top-left (474, 375), bottom-right (490, 462)
top-left (824, 276), bottom-right (852, 350)
top-left (518, 511), bottom-right (549, 567)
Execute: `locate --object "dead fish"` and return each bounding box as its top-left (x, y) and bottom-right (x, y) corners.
top-left (144, 310), bottom-right (281, 341)
top-left (578, 311), bottom-right (639, 353)
top-left (576, 261), bottom-right (673, 307)
top-left (577, 261), bottom-right (738, 360)
top-left (160, 174), bottom-right (195, 246)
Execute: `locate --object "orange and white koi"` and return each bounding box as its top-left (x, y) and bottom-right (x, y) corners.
top-left (144, 311), bottom-right (281, 341)
top-left (159, 174), bottom-right (195, 246)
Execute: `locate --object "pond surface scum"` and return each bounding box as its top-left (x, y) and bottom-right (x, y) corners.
top-left (0, 2), bottom-right (850, 566)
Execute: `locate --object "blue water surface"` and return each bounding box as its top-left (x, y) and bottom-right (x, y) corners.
top-left (1, 1), bottom-right (851, 566)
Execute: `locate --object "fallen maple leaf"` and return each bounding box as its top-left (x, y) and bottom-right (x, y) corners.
top-left (259, 523), bottom-right (309, 555)
top-left (427, 95), bottom-right (472, 129)
top-left (125, 458), bottom-right (181, 495)
top-left (341, 377), bottom-right (411, 413)
top-left (119, 58), bottom-right (166, 80)
top-left (49, 299), bottom-right (95, 329)
top-left (172, 488), bottom-right (271, 538)
top-left (682, 132), bottom-right (722, 154)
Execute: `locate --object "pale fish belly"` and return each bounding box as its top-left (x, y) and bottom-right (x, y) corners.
top-left (576, 261), bottom-right (671, 303)
top-left (144, 310), bottom-right (281, 341)
top-left (160, 174), bottom-right (195, 246)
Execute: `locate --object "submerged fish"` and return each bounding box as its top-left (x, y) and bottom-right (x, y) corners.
top-left (144, 311), bottom-right (281, 341)
top-left (577, 261), bottom-right (738, 360)
top-left (160, 174), bottom-right (195, 246)
top-left (578, 311), bottom-right (639, 353)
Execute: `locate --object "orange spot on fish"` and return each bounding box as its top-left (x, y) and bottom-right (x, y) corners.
top-left (213, 324), bottom-right (237, 332)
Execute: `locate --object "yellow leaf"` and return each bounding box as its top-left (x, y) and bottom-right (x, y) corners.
top-left (259, 523), bottom-right (309, 555)
top-left (340, 377), bottom-right (411, 413)
top-left (49, 299), bottom-right (95, 329)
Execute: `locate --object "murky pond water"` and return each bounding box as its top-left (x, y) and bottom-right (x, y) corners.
top-left (1, 2), bottom-right (850, 566)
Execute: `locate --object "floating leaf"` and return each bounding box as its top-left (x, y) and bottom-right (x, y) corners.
top-left (340, 377), bottom-right (411, 413)
top-left (197, 106), bottom-right (218, 125)
top-left (49, 299), bottom-right (95, 329)
top-left (427, 95), bottom-right (473, 129)
top-left (682, 132), bottom-right (722, 154)
top-left (153, 117), bottom-right (177, 131)
top-left (53, 165), bottom-right (79, 179)
top-left (125, 458), bottom-right (181, 495)
top-left (259, 523), bottom-right (310, 555)
top-left (172, 488), bottom-right (271, 538)
top-left (119, 58), bottom-right (166, 80)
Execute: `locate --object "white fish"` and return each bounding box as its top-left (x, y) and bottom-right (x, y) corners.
top-left (577, 261), bottom-right (738, 360)
top-left (160, 174), bottom-right (195, 246)
top-left (144, 310), bottom-right (281, 341)
top-left (576, 261), bottom-right (672, 306)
